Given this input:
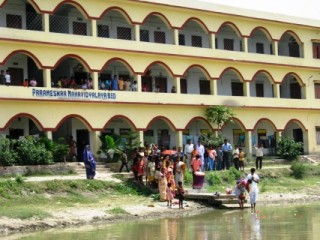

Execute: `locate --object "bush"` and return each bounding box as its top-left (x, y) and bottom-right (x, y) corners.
top-left (220, 167), bottom-right (241, 183)
top-left (0, 138), bottom-right (17, 166)
top-left (290, 161), bottom-right (308, 179)
top-left (206, 172), bottom-right (222, 186)
top-left (184, 171), bottom-right (193, 185)
top-left (277, 137), bottom-right (303, 161)
top-left (16, 136), bottom-right (53, 165)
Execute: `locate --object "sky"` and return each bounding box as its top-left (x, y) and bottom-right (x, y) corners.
top-left (199, 0), bottom-right (320, 20)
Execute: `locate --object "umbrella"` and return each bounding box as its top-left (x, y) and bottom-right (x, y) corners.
top-left (162, 149), bottom-right (177, 155)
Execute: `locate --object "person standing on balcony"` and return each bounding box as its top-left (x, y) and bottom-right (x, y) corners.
top-left (131, 81), bottom-right (137, 91)
top-left (111, 75), bottom-right (118, 90)
top-left (0, 70), bottom-right (5, 85)
top-left (118, 77), bottom-right (124, 91)
top-left (5, 70), bottom-right (11, 86)
top-left (29, 77), bottom-right (37, 87)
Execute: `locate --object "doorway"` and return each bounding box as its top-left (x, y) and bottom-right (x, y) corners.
top-left (76, 129), bottom-right (90, 161)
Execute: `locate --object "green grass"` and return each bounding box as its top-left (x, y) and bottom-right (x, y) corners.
top-left (0, 206), bottom-right (50, 220)
top-left (108, 207), bottom-right (128, 215)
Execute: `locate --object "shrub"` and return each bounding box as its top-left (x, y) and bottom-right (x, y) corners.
top-left (277, 137), bottom-right (303, 161)
top-left (290, 161), bottom-right (308, 179)
top-left (184, 171), bottom-right (193, 185)
top-left (16, 136), bottom-right (53, 165)
top-left (0, 138), bottom-right (17, 166)
top-left (206, 172), bottom-right (222, 186)
top-left (220, 167), bottom-right (241, 183)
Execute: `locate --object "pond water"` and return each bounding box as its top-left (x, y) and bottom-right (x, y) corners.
top-left (5, 204), bottom-right (320, 240)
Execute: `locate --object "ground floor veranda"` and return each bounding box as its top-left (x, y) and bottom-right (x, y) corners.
top-left (0, 99), bottom-right (317, 161)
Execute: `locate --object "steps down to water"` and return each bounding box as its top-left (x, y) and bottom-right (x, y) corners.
top-left (185, 191), bottom-right (245, 206)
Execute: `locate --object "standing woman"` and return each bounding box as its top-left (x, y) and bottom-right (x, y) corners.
top-left (191, 154), bottom-right (204, 189)
top-left (175, 156), bottom-right (186, 184)
top-left (158, 167), bottom-right (168, 201)
top-left (83, 145), bottom-right (96, 179)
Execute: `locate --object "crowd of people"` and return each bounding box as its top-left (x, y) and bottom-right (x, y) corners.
top-left (124, 139), bottom-right (263, 209)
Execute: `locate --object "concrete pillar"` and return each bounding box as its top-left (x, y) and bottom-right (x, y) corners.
top-left (273, 83), bottom-right (280, 98)
top-left (92, 71), bottom-right (99, 90)
top-left (244, 81), bottom-right (250, 96)
top-left (174, 29), bottom-right (179, 45)
top-left (43, 69), bottom-right (52, 88)
top-left (90, 131), bottom-right (101, 159)
top-left (135, 25), bottom-right (140, 41)
top-left (245, 130), bottom-right (253, 158)
top-left (210, 33), bottom-right (216, 49)
top-left (136, 74), bottom-right (142, 92)
top-left (274, 41), bottom-right (279, 56)
top-left (44, 131), bottom-right (53, 140)
top-left (91, 19), bottom-right (97, 37)
top-left (176, 130), bottom-right (183, 148)
top-left (139, 130), bottom-right (144, 147)
top-left (243, 37), bottom-right (248, 52)
top-left (174, 77), bottom-right (180, 94)
top-left (43, 13), bottom-right (49, 32)
top-left (212, 80), bottom-right (218, 96)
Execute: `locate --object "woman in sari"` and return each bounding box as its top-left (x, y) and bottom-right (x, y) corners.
top-left (158, 167), bottom-right (168, 201)
top-left (235, 178), bottom-right (251, 209)
top-left (175, 156), bottom-right (185, 184)
top-left (191, 154), bottom-right (204, 189)
top-left (83, 145), bottom-right (96, 179)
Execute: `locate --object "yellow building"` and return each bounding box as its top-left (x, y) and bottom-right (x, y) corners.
top-left (1, 0), bottom-right (320, 159)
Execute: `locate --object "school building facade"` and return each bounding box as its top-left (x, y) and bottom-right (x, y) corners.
top-left (1, 0), bottom-right (320, 159)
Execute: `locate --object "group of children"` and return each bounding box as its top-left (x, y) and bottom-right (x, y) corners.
top-left (166, 181), bottom-right (185, 209)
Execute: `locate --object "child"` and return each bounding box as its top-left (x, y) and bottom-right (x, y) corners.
top-left (166, 182), bottom-right (174, 207)
top-left (177, 181), bottom-right (185, 209)
top-left (239, 148), bottom-right (245, 171)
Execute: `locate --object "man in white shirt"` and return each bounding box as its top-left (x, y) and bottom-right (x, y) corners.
top-left (247, 168), bottom-right (260, 212)
top-left (184, 139), bottom-right (194, 170)
top-left (196, 141), bottom-right (205, 171)
top-left (5, 70), bottom-right (11, 86)
top-left (254, 144), bottom-right (264, 169)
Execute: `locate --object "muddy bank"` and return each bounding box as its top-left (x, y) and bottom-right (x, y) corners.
top-left (1, 193), bottom-right (320, 237)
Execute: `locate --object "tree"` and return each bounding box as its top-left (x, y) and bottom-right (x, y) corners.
top-left (277, 137), bottom-right (303, 161)
top-left (205, 105), bottom-right (235, 132)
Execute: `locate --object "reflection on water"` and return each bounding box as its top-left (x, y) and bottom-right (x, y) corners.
top-left (5, 204), bottom-right (320, 240)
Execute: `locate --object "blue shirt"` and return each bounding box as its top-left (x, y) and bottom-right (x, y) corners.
top-left (222, 143), bottom-right (232, 152)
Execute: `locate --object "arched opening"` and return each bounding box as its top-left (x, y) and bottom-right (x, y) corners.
top-left (100, 59), bottom-right (134, 91)
top-left (51, 56), bottom-right (92, 89)
top-left (215, 23), bottom-right (244, 52)
top-left (282, 120), bottom-right (307, 154)
top-left (142, 62), bottom-right (174, 93)
top-left (250, 71), bottom-right (274, 98)
top-left (50, 3), bottom-right (91, 36)
top-left (184, 117), bottom-right (213, 145)
top-left (278, 31), bottom-right (303, 58)
top-left (280, 73), bottom-right (304, 99)
top-left (1, 52), bottom-right (43, 87)
top-left (179, 18), bottom-right (211, 48)
top-left (140, 13), bottom-right (174, 44)
top-left (253, 119), bottom-right (277, 155)
top-left (1, 0), bottom-right (42, 31)
top-left (248, 28), bottom-right (273, 55)
top-left (217, 68), bottom-right (245, 96)
top-left (182, 66), bottom-right (211, 95)
top-left (221, 118), bottom-right (246, 151)
top-left (144, 117), bottom-right (176, 149)
top-left (98, 9), bottom-right (134, 40)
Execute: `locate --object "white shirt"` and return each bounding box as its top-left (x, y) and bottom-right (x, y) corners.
top-left (184, 143), bottom-right (194, 154)
top-left (255, 146), bottom-right (264, 157)
top-left (196, 144), bottom-right (205, 157)
top-left (247, 173), bottom-right (259, 192)
top-left (5, 74), bottom-right (10, 83)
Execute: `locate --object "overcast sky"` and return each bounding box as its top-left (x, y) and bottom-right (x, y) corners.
top-left (199, 0), bottom-right (320, 20)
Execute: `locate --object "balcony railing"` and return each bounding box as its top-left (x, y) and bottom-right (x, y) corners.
top-left (0, 9), bottom-right (42, 31)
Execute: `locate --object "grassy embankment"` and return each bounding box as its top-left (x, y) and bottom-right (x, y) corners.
top-left (1, 161), bottom-right (320, 220)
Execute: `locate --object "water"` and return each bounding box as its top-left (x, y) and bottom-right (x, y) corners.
top-left (5, 204), bottom-right (320, 240)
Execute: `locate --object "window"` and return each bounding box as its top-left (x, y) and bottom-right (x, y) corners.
top-left (288, 39), bottom-right (300, 57)
top-left (191, 35), bottom-right (202, 47)
top-left (215, 38), bottom-right (218, 49)
top-left (117, 27), bottom-right (131, 40)
top-left (256, 83), bottom-right (264, 97)
top-left (73, 22), bottom-right (87, 35)
top-left (140, 30), bottom-right (149, 42)
top-left (180, 78), bottom-right (187, 94)
top-left (154, 31), bottom-right (166, 43)
top-left (224, 38), bottom-right (234, 50)
top-left (6, 14), bottom-right (22, 29)
top-left (97, 25), bottom-right (109, 38)
top-left (257, 129), bottom-right (268, 148)
top-left (233, 129), bottom-right (245, 147)
top-left (231, 82), bottom-right (243, 96)
top-left (290, 82), bottom-right (301, 99)
top-left (316, 127), bottom-right (320, 144)
top-left (179, 34), bottom-right (185, 45)
top-left (256, 43), bottom-right (264, 54)
top-left (313, 43), bottom-right (320, 59)
top-left (199, 80), bottom-right (210, 95)
top-left (315, 83), bottom-right (320, 99)
top-left (270, 44), bottom-right (273, 55)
